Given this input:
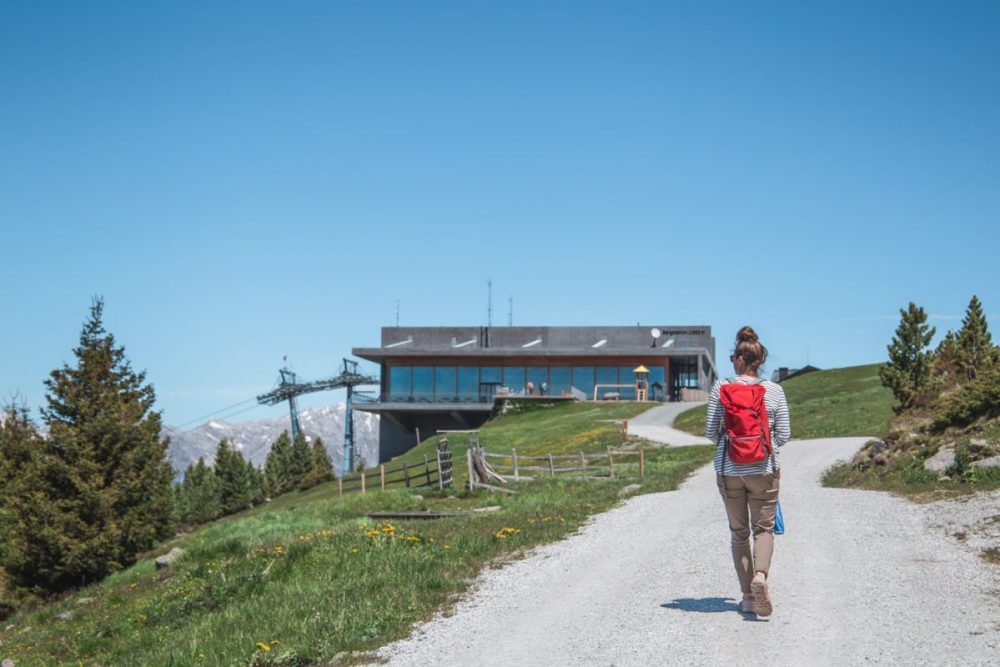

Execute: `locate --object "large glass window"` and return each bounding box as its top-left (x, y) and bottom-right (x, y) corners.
top-left (457, 367), bottom-right (478, 399)
top-left (619, 366), bottom-right (636, 400)
top-left (596, 367), bottom-right (618, 399)
top-left (435, 366), bottom-right (457, 400)
top-left (527, 367), bottom-right (548, 395)
top-left (671, 357), bottom-right (700, 399)
top-left (479, 366), bottom-right (501, 401)
top-left (649, 366), bottom-right (666, 401)
top-left (389, 366), bottom-right (411, 400)
top-left (549, 366), bottom-right (571, 396)
top-left (503, 367), bottom-right (525, 395)
top-left (479, 367), bottom-right (501, 383)
top-left (572, 366), bottom-right (595, 399)
top-left (412, 366), bottom-right (434, 401)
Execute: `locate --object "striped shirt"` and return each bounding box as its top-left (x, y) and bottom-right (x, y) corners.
top-left (705, 376), bottom-right (791, 476)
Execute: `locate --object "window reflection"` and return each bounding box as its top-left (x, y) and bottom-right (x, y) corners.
top-left (412, 366), bottom-right (433, 400)
top-left (503, 367), bottom-right (525, 394)
top-left (596, 367), bottom-right (618, 398)
top-left (458, 367), bottom-right (478, 399)
top-left (619, 366), bottom-right (636, 399)
top-left (572, 366), bottom-right (595, 398)
top-left (435, 366), bottom-right (457, 400)
top-left (389, 366), bottom-right (410, 400)
top-left (549, 367), bottom-right (571, 396)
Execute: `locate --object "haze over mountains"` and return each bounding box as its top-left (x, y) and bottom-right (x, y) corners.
top-left (162, 404), bottom-right (380, 477)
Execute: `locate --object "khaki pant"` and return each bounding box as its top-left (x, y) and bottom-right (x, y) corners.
top-left (716, 473), bottom-right (780, 594)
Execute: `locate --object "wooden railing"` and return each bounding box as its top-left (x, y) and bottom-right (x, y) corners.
top-left (467, 444), bottom-right (644, 493)
top-left (336, 438), bottom-right (454, 496)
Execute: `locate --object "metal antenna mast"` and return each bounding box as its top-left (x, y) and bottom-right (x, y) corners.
top-left (257, 358), bottom-right (378, 473)
top-left (487, 278), bottom-right (492, 328)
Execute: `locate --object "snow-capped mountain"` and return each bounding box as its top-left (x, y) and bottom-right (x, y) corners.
top-left (162, 404), bottom-right (379, 478)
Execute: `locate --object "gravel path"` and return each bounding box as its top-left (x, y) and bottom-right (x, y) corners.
top-left (626, 401), bottom-right (711, 446)
top-left (370, 437), bottom-right (1000, 666)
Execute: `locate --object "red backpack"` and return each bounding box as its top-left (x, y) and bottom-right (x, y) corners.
top-left (719, 381), bottom-right (772, 464)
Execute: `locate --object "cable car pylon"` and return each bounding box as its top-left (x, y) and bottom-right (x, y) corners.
top-left (256, 358), bottom-right (379, 475)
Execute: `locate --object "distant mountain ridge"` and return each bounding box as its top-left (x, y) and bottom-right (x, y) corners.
top-left (162, 404), bottom-right (380, 478)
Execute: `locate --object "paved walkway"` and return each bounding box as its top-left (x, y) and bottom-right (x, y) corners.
top-left (626, 401), bottom-right (712, 446)
top-left (371, 437), bottom-right (1000, 666)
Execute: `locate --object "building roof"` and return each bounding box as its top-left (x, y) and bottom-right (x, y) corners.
top-left (352, 325), bottom-right (716, 363)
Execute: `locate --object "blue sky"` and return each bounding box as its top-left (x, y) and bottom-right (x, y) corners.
top-left (2, 1), bottom-right (998, 426)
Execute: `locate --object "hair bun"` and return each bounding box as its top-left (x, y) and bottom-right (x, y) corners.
top-left (737, 326), bottom-right (758, 343)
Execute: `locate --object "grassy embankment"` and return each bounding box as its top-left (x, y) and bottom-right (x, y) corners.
top-left (0, 401), bottom-right (713, 667)
top-left (672, 363), bottom-right (894, 439)
top-left (674, 363), bottom-right (1000, 498)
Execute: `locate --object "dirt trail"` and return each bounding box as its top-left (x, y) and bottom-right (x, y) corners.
top-left (371, 437), bottom-right (1000, 666)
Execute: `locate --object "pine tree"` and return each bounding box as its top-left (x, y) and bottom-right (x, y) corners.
top-left (879, 302), bottom-right (936, 411)
top-left (956, 295), bottom-right (995, 381)
top-left (214, 439), bottom-right (253, 514)
top-left (22, 298), bottom-right (177, 592)
top-left (300, 436), bottom-right (334, 490)
top-left (265, 430), bottom-right (293, 495)
top-left (0, 403), bottom-right (88, 598)
top-left (178, 458), bottom-right (221, 524)
top-left (289, 431), bottom-right (314, 487)
top-left (245, 460), bottom-right (266, 506)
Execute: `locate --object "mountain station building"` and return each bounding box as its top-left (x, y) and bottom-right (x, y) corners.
top-left (352, 325), bottom-right (717, 461)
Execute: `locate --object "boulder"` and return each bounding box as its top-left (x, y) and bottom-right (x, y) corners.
top-left (924, 447), bottom-right (955, 473)
top-left (618, 483), bottom-right (643, 497)
top-left (75, 597), bottom-right (95, 606)
top-left (873, 453), bottom-right (889, 466)
top-left (155, 547), bottom-right (184, 570)
top-left (56, 611), bottom-right (73, 621)
top-left (971, 456), bottom-right (1000, 470)
top-left (2, 658), bottom-right (15, 667)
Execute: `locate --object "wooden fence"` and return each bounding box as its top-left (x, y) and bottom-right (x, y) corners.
top-left (466, 445), bottom-right (644, 493)
top-left (336, 438), bottom-right (454, 497)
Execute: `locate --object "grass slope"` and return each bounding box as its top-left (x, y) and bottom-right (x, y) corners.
top-left (0, 401), bottom-right (712, 667)
top-left (672, 364), bottom-right (893, 440)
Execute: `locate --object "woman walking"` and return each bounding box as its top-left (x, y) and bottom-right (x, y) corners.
top-left (705, 326), bottom-right (790, 616)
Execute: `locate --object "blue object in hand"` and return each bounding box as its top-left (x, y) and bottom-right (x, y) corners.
top-left (774, 500), bottom-right (785, 535)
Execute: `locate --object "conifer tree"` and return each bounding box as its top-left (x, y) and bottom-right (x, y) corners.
top-left (246, 460), bottom-right (266, 506)
top-left (0, 404), bottom-right (66, 597)
top-left (265, 430), bottom-right (293, 495)
top-left (300, 436), bottom-right (334, 490)
top-left (214, 439), bottom-right (253, 514)
top-left (178, 457), bottom-right (221, 524)
top-left (956, 295), bottom-right (995, 381)
top-left (879, 302), bottom-right (936, 411)
top-left (289, 431), bottom-right (314, 486)
top-left (4, 299), bottom-right (175, 593)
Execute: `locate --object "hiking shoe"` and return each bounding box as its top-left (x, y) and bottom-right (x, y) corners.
top-left (751, 572), bottom-right (772, 617)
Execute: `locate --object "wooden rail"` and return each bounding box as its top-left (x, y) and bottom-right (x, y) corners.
top-left (467, 444), bottom-right (645, 493)
top-left (335, 438), bottom-right (454, 497)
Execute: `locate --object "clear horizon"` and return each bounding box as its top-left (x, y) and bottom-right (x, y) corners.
top-left (2, 1), bottom-right (998, 426)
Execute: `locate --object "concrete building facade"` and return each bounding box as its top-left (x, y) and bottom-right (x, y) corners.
top-left (352, 325), bottom-right (716, 461)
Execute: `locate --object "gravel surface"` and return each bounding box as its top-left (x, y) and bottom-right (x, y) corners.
top-left (923, 489), bottom-right (1000, 565)
top-left (369, 437), bottom-right (1000, 666)
top-left (626, 401), bottom-right (711, 446)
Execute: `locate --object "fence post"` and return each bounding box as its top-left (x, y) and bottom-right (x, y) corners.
top-left (512, 448), bottom-right (519, 481)
top-left (380, 464), bottom-right (386, 490)
top-left (361, 470), bottom-right (366, 494)
top-left (622, 420), bottom-right (628, 442)
top-left (548, 453), bottom-right (555, 477)
top-left (403, 462), bottom-right (410, 488)
top-left (639, 449), bottom-right (645, 477)
top-left (424, 455), bottom-right (430, 486)
top-left (607, 448), bottom-right (615, 478)
top-left (436, 448), bottom-right (443, 490)
top-left (466, 447), bottom-right (475, 491)
top-left (338, 477), bottom-right (343, 497)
